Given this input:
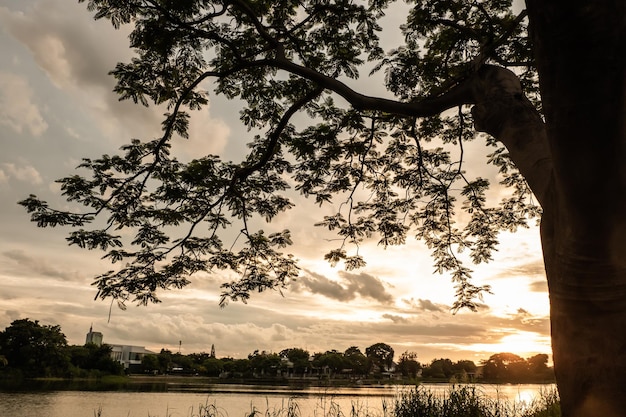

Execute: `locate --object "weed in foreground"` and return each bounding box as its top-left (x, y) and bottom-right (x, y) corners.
top-left (393, 385), bottom-right (560, 417)
top-left (92, 386), bottom-right (560, 417)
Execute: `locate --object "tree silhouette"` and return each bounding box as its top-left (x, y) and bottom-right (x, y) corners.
top-left (397, 351), bottom-right (421, 378)
top-left (365, 342), bottom-right (394, 373)
top-left (19, 1), bottom-right (626, 414)
top-left (0, 319), bottom-right (69, 377)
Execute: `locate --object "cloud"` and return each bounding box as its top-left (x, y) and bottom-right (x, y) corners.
top-left (1, 1), bottom-right (230, 155)
top-left (1, 1), bottom-right (161, 140)
top-left (0, 72), bottom-right (48, 136)
top-left (382, 313), bottom-right (408, 323)
top-left (0, 162), bottom-right (43, 184)
top-left (270, 323), bottom-right (290, 342)
top-left (294, 270), bottom-right (348, 300)
top-left (402, 297), bottom-right (446, 313)
top-left (294, 269), bottom-right (394, 304)
top-left (494, 260), bottom-right (545, 280)
top-left (0, 1), bottom-right (129, 91)
top-left (529, 279), bottom-right (548, 292)
top-left (418, 298), bottom-right (444, 312)
top-left (2, 249), bottom-right (73, 280)
top-left (338, 271), bottom-right (394, 303)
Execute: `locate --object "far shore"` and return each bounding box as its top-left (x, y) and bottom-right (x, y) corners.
top-left (124, 373), bottom-right (555, 387)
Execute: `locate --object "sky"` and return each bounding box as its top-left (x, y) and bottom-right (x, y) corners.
top-left (0, 0), bottom-right (550, 365)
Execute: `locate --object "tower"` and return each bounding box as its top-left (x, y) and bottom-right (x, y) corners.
top-left (85, 324), bottom-right (103, 346)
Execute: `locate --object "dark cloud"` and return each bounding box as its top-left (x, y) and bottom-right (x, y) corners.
top-left (382, 314), bottom-right (408, 323)
top-left (2, 249), bottom-right (73, 280)
top-left (338, 271), bottom-right (394, 303)
top-left (489, 310), bottom-right (550, 335)
top-left (495, 260), bottom-right (546, 279)
top-left (294, 270), bottom-right (350, 301)
top-left (293, 269), bottom-right (394, 304)
top-left (418, 299), bottom-right (444, 312)
top-left (402, 297), bottom-right (447, 313)
top-left (529, 279), bottom-right (548, 292)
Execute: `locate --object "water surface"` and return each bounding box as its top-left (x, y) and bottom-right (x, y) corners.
top-left (0, 382), bottom-right (555, 417)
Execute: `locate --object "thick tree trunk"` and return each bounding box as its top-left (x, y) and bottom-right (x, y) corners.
top-left (473, 2), bottom-right (626, 415)
top-left (473, 63), bottom-right (626, 416)
top-left (525, 1), bottom-right (626, 416)
top-left (542, 199), bottom-right (626, 417)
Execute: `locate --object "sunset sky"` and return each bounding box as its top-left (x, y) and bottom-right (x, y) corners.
top-left (0, 0), bottom-right (550, 365)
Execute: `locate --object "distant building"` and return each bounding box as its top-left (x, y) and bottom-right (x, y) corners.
top-left (85, 325), bottom-right (103, 346)
top-left (84, 326), bottom-right (154, 372)
top-left (109, 344), bottom-right (155, 372)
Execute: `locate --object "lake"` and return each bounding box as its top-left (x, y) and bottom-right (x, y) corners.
top-left (0, 381), bottom-right (556, 417)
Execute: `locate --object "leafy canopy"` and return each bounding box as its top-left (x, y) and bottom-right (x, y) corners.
top-left (21, 0), bottom-right (539, 311)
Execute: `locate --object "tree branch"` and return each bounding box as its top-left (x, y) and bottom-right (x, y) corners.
top-left (470, 65), bottom-right (552, 207)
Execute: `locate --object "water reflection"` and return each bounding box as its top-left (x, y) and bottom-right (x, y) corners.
top-left (0, 379), bottom-right (556, 417)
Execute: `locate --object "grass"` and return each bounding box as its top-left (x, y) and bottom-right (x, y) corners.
top-left (92, 385), bottom-right (561, 417)
top-left (393, 385), bottom-right (560, 417)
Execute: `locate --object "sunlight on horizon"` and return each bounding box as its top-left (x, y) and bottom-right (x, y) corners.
top-left (465, 331), bottom-right (552, 360)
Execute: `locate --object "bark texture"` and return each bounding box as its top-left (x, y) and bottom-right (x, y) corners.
top-left (516, 2), bottom-right (626, 416)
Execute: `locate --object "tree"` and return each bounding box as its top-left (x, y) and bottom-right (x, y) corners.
top-left (249, 350), bottom-right (282, 376)
top-left (365, 342), bottom-right (394, 373)
top-left (452, 360), bottom-right (477, 376)
top-left (0, 319), bottom-right (70, 377)
top-left (527, 353), bottom-right (552, 381)
top-left (68, 343), bottom-right (124, 375)
top-left (201, 357), bottom-right (224, 377)
top-left (141, 354), bottom-right (161, 374)
top-left (157, 349), bottom-right (174, 373)
top-left (171, 352), bottom-right (195, 372)
top-left (397, 351), bottom-right (421, 378)
top-left (279, 348), bottom-right (310, 376)
top-left (313, 350), bottom-right (346, 376)
top-left (482, 352), bottom-right (527, 381)
top-left (222, 357), bottom-right (251, 377)
top-left (19, 0), bottom-right (625, 414)
top-left (343, 346), bottom-right (368, 376)
top-left (422, 358), bottom-right (454, 380)
top-left (527, 353), bottom-right (548, 374)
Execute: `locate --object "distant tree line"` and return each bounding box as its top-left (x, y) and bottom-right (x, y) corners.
top-left (141, 344), bottom-right (553, 383)
top-left (0, 319), bottom-right (553, 383)
top-left (0, 319), bottom-right (123, 379)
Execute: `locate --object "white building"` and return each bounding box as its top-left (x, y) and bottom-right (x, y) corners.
top-left (109, 344), bottom-right (155, 372)
top-left (84, 326), bottom-right (154, 372)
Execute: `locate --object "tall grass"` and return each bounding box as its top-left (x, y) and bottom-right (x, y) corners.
top-left (94, 385), bottom-right (560, 417)
top-left (393, 385), bottom-right (560, 417)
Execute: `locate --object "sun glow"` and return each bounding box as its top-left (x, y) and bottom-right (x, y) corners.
top-left (465, 331), bottom-right (551, 358)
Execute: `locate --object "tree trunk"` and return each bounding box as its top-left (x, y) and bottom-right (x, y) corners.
top-left (542, 199), bottom-right (626, 417)
top-left (475, 2), bottom-right (626, 415)
top-left (473, 65), bottom-right (626, 416)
